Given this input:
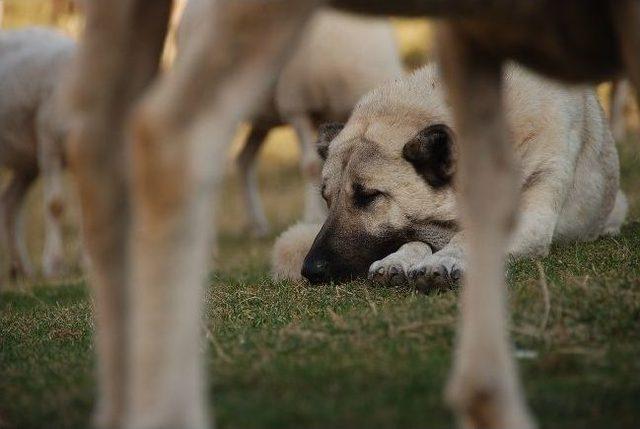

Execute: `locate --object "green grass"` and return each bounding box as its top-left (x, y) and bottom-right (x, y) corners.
top-left (1, 223), bottom-right (640, 429)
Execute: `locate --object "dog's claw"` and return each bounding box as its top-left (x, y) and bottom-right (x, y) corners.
top-left (407, 255), bottom-right (464, 292)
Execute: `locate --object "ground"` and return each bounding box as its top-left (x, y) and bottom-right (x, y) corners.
top-left (1, 127), bottom-right (639, 429)
top-left (1, 3), bottom-right (640, 428)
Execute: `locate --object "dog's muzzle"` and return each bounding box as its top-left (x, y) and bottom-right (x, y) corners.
top-left (301, 256), bottom-right (329, 284)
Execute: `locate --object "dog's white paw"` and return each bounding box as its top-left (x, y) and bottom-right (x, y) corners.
top-left (368, 242), bottom-right (432, 286)
top-left (408, 253), bottom-right (464, 292)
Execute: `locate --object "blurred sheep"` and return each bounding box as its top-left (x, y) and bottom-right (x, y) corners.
top-left (178, 2), bottom-right (405, 236)
top-left (0, 27), bottom-right (74, 280)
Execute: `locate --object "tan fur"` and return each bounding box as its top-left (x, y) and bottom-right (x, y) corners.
top-left (66, 1), bottom-right (639, 428)
top-left (0, 28), bottom-right (74, 281)
top-left (180, 1), bottom-right (404, 236)
top-left (271, 222), bottom-right (322, 281)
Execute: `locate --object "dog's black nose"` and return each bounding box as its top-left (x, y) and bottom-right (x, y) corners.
top-left (302, 258), bottom-right (329, 284)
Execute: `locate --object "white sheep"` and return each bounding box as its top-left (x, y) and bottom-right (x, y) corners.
top-left (0, 27), bottom-right (74, 280)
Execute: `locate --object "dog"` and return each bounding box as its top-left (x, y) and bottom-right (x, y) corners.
top-left (179, 1), bottom-right (404, 236)
top-left (300, 63), bottom-right (627, 288)
top-left (0, 27), bottom-right (74, 281)
top-left (65, 0), bottom-right (638, 428)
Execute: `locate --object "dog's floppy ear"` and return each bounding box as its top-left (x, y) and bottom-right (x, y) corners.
top-left (402, 124), bottom-right (455, 188)
top-left (317, 122), bottom-right (344, 160)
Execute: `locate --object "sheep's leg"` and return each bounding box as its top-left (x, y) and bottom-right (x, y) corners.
top-left (38, 137), bottom-right (66, 278)
top-left (611, 0), bottom-right (640, 106)
top-left (289, 114), bottom-right (327, 223)
top-left (66, 0), bottom-right (173, 427)
top-left (438, 25), bottom-right (534, 429)
top-left (237, 123), bottom-right (272, 237)
top-left (126, 1), bottom-right (318, 427)
top-left (609, 80), bottom-right (630, 142)
top-left (0, 172), bottom-right (35, 282)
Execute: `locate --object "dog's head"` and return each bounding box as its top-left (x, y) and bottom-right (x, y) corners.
top-left (302, 66), bottom-right (460, 284)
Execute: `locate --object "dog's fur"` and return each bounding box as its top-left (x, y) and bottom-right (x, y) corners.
top-left (0, 28), bottom-right (74, 281)
top-left (66, 0), bottom-right (639, 428)
top-left (272, 221), bottom-right (322, 281)
top-left (180, 1), bottom-right (404, 235)
top-left (301, 63), bottom-right (627, 286)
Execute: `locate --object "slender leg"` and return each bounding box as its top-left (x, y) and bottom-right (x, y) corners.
top-left (288, 114), bottom-right (327, 223)
top-left (611, 1), bottom-right (640, 105)
top-left (0, 173), bottom-right (35, 281)
top-left (237, 123), bottom-right (272, 237)
top-left (65, 1), bottom-right (173, 427)
top-left (126, 1), bottom-right (318, 427)
top-left (38, 136), bottom-right (66, 278)
top-left (609, 80), bottom-right (630, 142)
top-left (437, 26), bottom-right (534, 429)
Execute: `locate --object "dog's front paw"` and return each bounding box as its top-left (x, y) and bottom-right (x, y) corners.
top-left (368, 242), bottom-right (432, 286)
top-left (408, 253), bottom-right (464, 292)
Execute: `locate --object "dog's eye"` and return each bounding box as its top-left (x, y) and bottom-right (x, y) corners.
top-left (353, 184), bottom-right (382, 208)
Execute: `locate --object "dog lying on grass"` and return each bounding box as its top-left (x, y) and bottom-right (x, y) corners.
top-left (272, 64), bottom-right (627, 289)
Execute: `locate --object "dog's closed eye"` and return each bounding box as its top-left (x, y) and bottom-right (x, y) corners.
top-left (353, 183), bottom-right (383, 208)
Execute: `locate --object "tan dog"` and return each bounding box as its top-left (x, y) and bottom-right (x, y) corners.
top-left (300, 64), bottom-right (626, 288)
top-left (180, 2), bottom-right (404, 235)
top-left (0, 28), bottom-right (74, 280)
top-left (66, 1), bottom-right (639, 428)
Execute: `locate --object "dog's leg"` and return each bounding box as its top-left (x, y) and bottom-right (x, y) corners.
top-left (38, 137), bottom-right (66, 278)
top-left (66, 1), bottom-right (173, 427)
top-left (237, 123), bottom-right (272, 237)
top-left (408, 234), bottom-right (466, 291)
top-left (126, 1), bottom-right (318, 427)
top-left (507, 167), bottom-right (572, 259)
top-left (289, 114), bottom-right (327, 223)
top-left (437, 26), bottom-right (534, 429)
top-left (0, 172), bottom-right (35, 281)
top-left (368, 241), bottom-right (433, 286)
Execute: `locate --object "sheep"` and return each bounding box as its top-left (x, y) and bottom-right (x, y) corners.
top-left (179, 2), bottom-right (405, 236)
top-left (0, 27), bottom-right (74, 281)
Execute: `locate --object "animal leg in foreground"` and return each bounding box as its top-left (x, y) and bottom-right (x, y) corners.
top-left (438, 26), bottom-right (534, 429)
top-left (128, 1), bottom-right (318, 427)
top-left (67, 0), bottom-right (174, 427)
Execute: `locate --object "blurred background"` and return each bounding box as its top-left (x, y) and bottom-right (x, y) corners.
top-left (0, 0), bottom-right (638, 278)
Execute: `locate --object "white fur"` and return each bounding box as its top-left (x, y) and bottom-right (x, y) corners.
top-left (0, 28), bottom-right (74, 280)
top-left (271, 222), bottom-right (322, 281)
